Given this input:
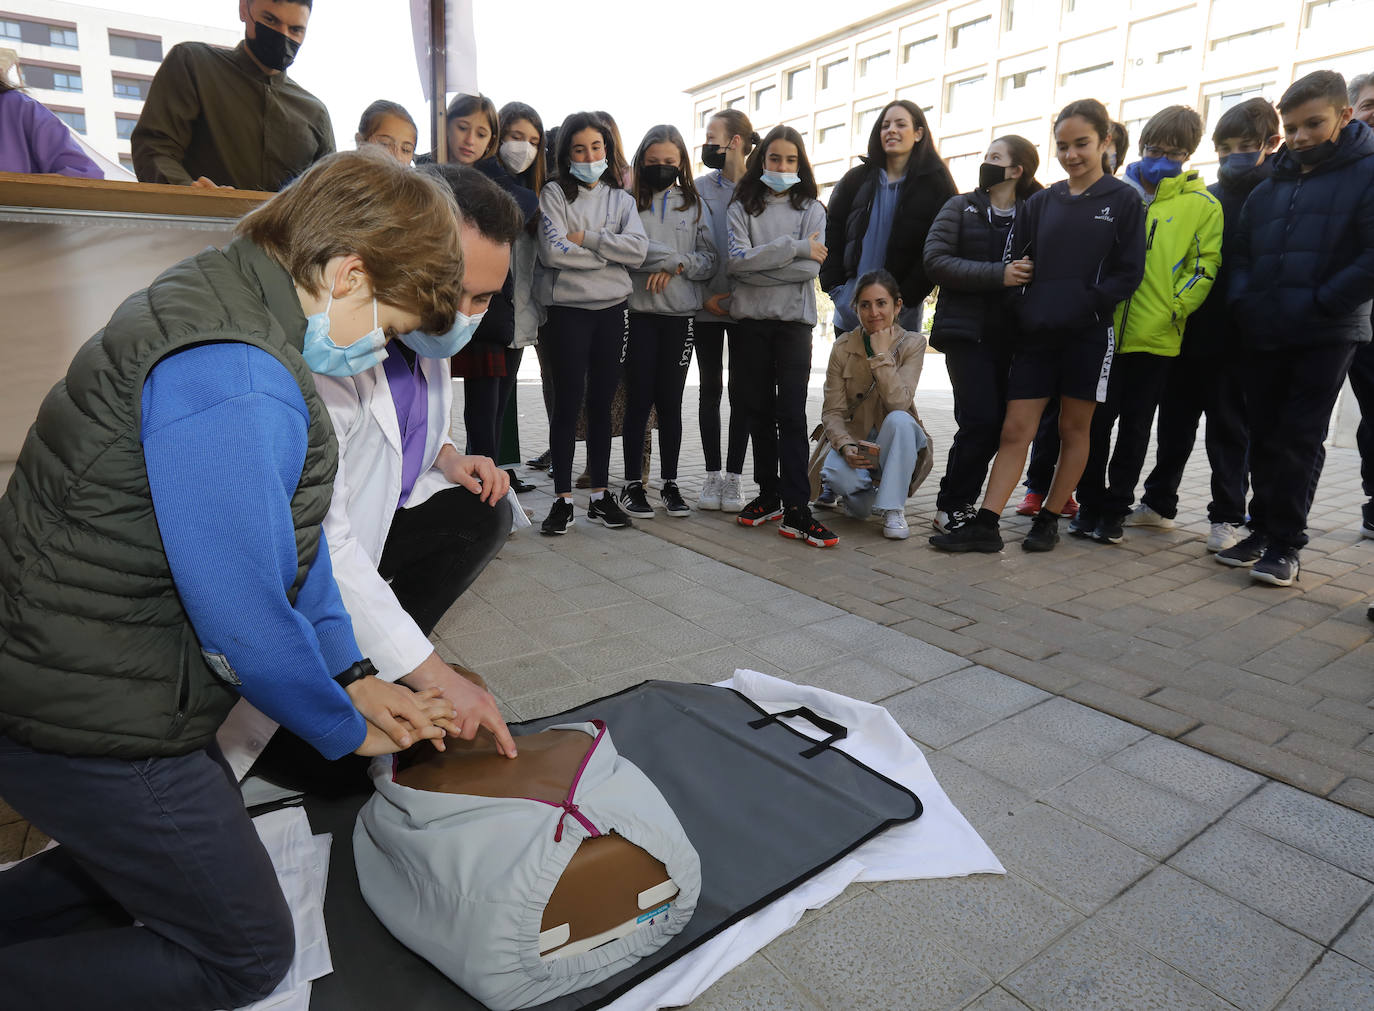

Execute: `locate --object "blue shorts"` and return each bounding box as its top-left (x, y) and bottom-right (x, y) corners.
top-left (1007, 325), bottom-right (1115, 403)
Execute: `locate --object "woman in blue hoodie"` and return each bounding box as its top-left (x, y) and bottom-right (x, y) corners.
top-left (931, 98), bottom-right (1146, 555)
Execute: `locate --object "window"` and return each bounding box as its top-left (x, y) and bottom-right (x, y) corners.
top-left (48, 26), bottom-right (77, 48)
top-left (785, 65), bottom-right (812, 102)
top-left (1206, 82), bottom-right (1274, 121)
top-left (109, 32), bottom-right (163, 62)
top-left (19, 65), bottom-right (81, 93)
top-left (752, 84), bottom-right (776, 113)
top-left (52, 109), bottom-right (85, 133)
top-left (118, 154), bottom-right (135, 171)
top-left (1155, 45), bottom-right (1192, 67)
top-left (902, 34), bottom-right (938, 66)
top-left (817, 117), bottom-right (846, 149)
top-left (1003, 0), bottom-right (1046, 31)
top-left (4, 15), bottom-right (78, 47)
top-left (53, 71), bottom-right (81, 92)
top-left (725, 94), bottom-right (744, 110)
top-left (1059, 61), bottom-right (1114, 88)
top-left (0, 20), bottom-right (19, 41)
top-left (1306, 0), bottom-right (1363, 28)
top-left (945, 74), bottom-right (987, 115)
top-left (821, 57), bottom-right (849, 92)
top-left (1000, 67), bottom-right (1045, 100)
top-left (112, 75), bottom-right (150, 100)
top-left (116, 114), bottom-right (139, 140)
top-left (859, 49), bottom-right (891, 81)
top-left (697, 106), bottom-right (716, 128)
top-left (856, 104), bottom-right (886, 139)
top-left (1210, 24), bottom-right (1283, 54)
top-left (951, 15), bottom-right (991, 49)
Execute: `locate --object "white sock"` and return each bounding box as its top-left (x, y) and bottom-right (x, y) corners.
top-left (590, 490), bottom-right (606, 501)
top-left (706, 470), bottom-right (720, 478)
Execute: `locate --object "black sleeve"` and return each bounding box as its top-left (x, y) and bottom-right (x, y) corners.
top-left (1096, 191), bottom-right (1147, 311)
top-left (1008, 190), bottom-right (1041, 262)
top-left (819, 173), bottom-right (854, 292)
top-left (897, 172), bottom-right (959, 304)
top-left (923, 195), bottom-right (1006, 292)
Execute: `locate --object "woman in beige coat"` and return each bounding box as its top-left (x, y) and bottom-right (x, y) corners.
top-left (807, 269), bottom-right (934, 539)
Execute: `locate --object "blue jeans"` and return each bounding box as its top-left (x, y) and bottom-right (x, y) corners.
top-left (820, 411), bottom-right (926, 517)
top-left (0, 735), bottom-right (294, 1010)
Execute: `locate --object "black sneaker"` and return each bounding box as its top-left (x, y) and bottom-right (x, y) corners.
top-left (737, 495), bottom-right (783, 527)
top-left (1251, 546), bottom-right (1300, 586)
top-left (779, 506), bottom-right (839, 547)
top-left (588, 494), bottom-right (633, 528)
top-left (505, 468), bottom-right (537, 493)
top-left (1093, 514), bottom-right (1125, 545)
top-left (1023, 511), bottom-right (1060, 552)
top-left (1363, 501), bottom-right (1374, 539)
top-left (930, 520), bottom-right (1003, 553)
top-left (1215, 531), bottom-right (1268, 568)
top-left (661, 481), bottom-right (691, 517)
top-left (526, 448), bottom-right (552, 469)
top-left (933, 506), bottom-right (976, 533)
top-left (619, 481), bottom-right (654, 518)
top-left (540, 497), bottom-right (574, 536)
top-left (1068, 509), bottom-right (1098, 539)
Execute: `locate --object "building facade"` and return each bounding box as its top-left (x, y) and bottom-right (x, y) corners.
top-left (684, 0), bottom-right (1374, 196)
top-left (1, 3), bottom-right (238, 172)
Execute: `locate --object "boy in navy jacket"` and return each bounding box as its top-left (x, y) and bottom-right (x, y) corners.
top-left (1220, 71), bottom-right (1374, 586)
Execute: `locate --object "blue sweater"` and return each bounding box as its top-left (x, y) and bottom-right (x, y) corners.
top-left (141, 343), bottom-right (366, 759)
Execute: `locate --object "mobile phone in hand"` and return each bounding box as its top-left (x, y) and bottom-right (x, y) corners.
top-left (857, 441), bottom-right (881, 467)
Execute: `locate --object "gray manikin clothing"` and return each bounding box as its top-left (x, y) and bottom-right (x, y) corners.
top-left (353, 722), bottom-right (702, 1011)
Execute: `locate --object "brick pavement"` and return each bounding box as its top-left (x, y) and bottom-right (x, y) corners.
top-left (506, 345), bottom-right (1374, 815)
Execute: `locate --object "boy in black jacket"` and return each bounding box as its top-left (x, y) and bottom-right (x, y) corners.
top-left (1220, 71), bottom-right (1374, 586)
top-left (1136, 98), bottom-right (1280, 553)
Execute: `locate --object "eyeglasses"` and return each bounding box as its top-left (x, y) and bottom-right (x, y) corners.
top-left (1143, 145), bottom-right (1189, 161)
top-left (368, 134), bottom-right (416, 158)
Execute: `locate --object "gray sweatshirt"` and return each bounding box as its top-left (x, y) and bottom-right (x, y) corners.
top-left (629, 187), bottom-right (718, 316)
top-left (537, 181), bottom-right (649, 309)
top-left (695, 169), bottom-right (736, 323)
top-left (726, 193), bottom-right (826, 325)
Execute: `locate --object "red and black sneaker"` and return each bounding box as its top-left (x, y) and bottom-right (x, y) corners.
top-left (737, 495), bottom-right (783, 527)
top-left (779, 506), bottom-right (839, 548)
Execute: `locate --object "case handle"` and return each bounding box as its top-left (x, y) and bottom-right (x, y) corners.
top-left (748, 707), bottom-right (848, 758)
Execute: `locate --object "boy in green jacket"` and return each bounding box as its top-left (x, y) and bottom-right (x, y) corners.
top-left (1073, 105), bottom-right (1224, 544)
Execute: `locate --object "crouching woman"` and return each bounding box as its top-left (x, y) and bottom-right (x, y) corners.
top-left (808, 269), bottom-right (933, 539)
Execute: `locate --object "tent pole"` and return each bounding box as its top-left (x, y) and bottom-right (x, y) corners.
top-left (430, 0), bottom-right (447, 163)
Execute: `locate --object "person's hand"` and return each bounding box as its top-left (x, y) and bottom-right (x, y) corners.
top-left (867, 327), bottom-right (896, 357)
top-left (567, 230), bottom-right (585, 246)
top-left (704, 293), bottom-right (731, 317)
top-left (346, 678), bottom-right (455, 752)
top-left (439, 449), bottom-right (510, 504)
top-left (806, 232), bottom-right (827, 263)
top-left (400, 655), bottom-right (518, 758)
top-left (842, 445), bottom-right (873, 470)
top-left (353, 689), bottom-right (457, 756)
top-left (191, 176), bottom-right (233, 190)
top-left (646, 271), bottom-right (674, 294)
top-left (1004, 257), bottom-right (1033, 287)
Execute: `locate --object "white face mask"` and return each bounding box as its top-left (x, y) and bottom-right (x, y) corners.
top-left (500, 139), bottom-right (538, 175)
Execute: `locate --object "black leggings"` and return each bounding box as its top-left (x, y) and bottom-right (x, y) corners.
top-left (545, 303), bottom-right (628, 494)
top-left (695, 320), bottom-right (751, 474)
top-left (623, 313), bottom-right (694, 482)
top-left (734, 318), bottom-right (813, 508)
top-left (462, 347), bottom-right (524, 458)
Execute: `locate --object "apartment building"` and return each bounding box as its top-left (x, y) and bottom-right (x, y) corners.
top-left (1, 3), bottom-right (238, 172)
top-left (684, 0), bottom-right (1374, 196)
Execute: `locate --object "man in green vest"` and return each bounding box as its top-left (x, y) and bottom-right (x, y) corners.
top-left (0, 149), bottom-right (515, 1010)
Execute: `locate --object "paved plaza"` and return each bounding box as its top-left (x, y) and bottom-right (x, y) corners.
top-left (3, 346), bottom-right (1374, 1008)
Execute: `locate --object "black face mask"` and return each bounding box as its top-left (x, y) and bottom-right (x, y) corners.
top-left (640, 164), bottom-right (679, 192)
top-left (1292, 124), bottom-right (1343, 167)
top-left (246, 20), bottom-right (299, 72)
top-left (978, 162), bottom-right (1009, 191)
top-left (700, 143), bottom-right (726, 170)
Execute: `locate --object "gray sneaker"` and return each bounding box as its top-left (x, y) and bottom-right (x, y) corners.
top-left (1215, 531), bottom-right (1268, 567)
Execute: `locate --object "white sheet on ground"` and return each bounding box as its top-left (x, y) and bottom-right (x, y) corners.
top-left (600, 668), bottom-right (1004, 1011)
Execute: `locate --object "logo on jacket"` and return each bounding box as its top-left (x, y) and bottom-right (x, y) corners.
top-left (964, 204), bottom-right (979, 214)
top-left (1094, 206), bottom-right (1114, 222)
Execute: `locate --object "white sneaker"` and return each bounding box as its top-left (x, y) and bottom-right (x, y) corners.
top-left (698, 471), bottom-right (723, 510)
top-left (883, 509), bottom-right (910, 539)
top-left (1125, 503), bottom-right (1175, 529)
top-left (1207, 522), bottom-right (1241, 553)
top-left (721, 473), bottom-right (745, 512)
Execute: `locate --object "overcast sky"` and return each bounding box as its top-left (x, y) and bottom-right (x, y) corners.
top-left (151, 0), bottom-right (899, 155)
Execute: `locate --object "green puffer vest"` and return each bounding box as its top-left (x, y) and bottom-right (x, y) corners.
top-left (0, 237), bottom-right (337, 758)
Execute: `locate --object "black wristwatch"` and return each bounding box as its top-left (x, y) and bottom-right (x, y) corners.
top-left (334, 658), bottom-right (378, 690)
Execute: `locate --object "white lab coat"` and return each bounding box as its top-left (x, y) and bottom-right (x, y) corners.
top-left (313, 355), bottom-right (458, 683)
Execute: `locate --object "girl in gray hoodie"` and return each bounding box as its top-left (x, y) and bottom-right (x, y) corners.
top-left (726, 125), bottom-right (835, 547)
top-left (618, 125), bottom-right (719, 520)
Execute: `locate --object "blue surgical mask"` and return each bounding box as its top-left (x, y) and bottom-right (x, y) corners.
top-left (1138, 154), bottom-right (1184, 185)
top-left (569, 159), bottom-right (607, 184)
top-left (761, 171), bottom-right (800, 193)
top-left (302, 291), bottom-right (388, 377)
top-left (398, 309), bottom-right (484, 358)
top-left (1217, 150), bottom-right (1263, 185)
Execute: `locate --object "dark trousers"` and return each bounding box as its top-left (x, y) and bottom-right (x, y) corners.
top-left (1140, 352), bottom-right (1249, 525)
top-left (495, 347), bottom-right (526, 468)
top-left (0, 736), bottom-right (294, 1010)
top-left (695, 320), bottom-right (751, 474)
top-left (734, 318), bottom-right (813, 508)
top-left (1245, 343), bottom-right (1356, 551)
top-left (1025, 400), bottom-right (1061, 495)
top-left (379, 485), bottom-right (513, 636)
top-left (1078, 352), bottom-right (1173, 519)
top-left (938, 340), bottom-right (1011, 512)
top-left (623, 313), bottom-right (694, 482)
top-left (1348, 342), bottom-right (1374, 501)
top-left (545, 303), bottom-right (628, 493)
top-left (463, 346), bottom-right (524, 459)
top-left (535, 333), bottom-right (555, 424)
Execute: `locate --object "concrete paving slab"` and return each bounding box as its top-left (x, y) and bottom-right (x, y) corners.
top-left (925, 666), bottom-right (1052, 718)
top-left (1043, 765), bottom-right (1216, 861)
top-left (1106, 735), bottom-right (1266, 810)
top-left (879, 683), bottom-right (1003, 750)
top-left (681, 955), bottom-right (825, 1011)
top-left (946, 722), bottom-right (1098, 795)
top-left (1333, 900), bottom-right (1374, 971)
top-left (1275, 951), bottom-right (1374, 1010)
top-left (1004, 697), bottom-right (1150, 760)
top-left (1229, 781), bottom-right (1374, 879)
